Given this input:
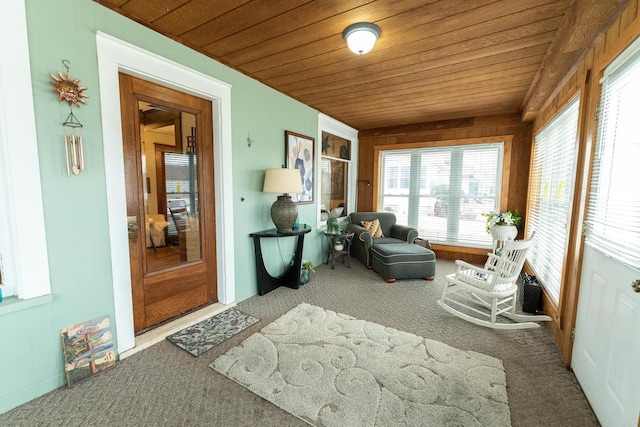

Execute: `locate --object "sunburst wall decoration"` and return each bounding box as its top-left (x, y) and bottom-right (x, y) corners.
top-left (50, 67), bottom-right (88, 108)
top-left (50, 60), bottom-right (88, 176)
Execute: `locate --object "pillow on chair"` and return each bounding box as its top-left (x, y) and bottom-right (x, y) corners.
top-left (361, 219), bottom-right (385, 239)
top-left (330, 207), bottom-right (344, 218)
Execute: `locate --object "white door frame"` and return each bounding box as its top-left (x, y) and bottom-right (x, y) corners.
top-left (96, 32), bottom-right (235, 352)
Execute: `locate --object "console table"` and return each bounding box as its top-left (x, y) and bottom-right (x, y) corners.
top-left (249, 227), bottom-right (311, 296)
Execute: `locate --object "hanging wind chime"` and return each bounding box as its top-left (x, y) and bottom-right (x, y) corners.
top-left (50, 60), bottom-right (89, 176)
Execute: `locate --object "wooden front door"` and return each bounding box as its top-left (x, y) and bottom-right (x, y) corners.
top-left (119, 73), bottom-right (217, 332)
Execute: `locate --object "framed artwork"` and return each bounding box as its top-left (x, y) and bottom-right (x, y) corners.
top-left (285, 130), bottom-right (315, 204)
top-left (61, 314), bottom-right (115, 387)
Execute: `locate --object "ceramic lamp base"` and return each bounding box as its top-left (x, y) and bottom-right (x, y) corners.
top-left (270, 195), bottom-right (298, 233)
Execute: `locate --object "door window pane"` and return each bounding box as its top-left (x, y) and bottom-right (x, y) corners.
top-left (139, 104), bottom-right (202, 272)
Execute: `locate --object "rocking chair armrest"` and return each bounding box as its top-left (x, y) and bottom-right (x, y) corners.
top-left (453, 260), bottom-right (497, 290)
top-left (456, 260), bottom-right (495, 275)
top-left (454, 259), bottom-right (491, 274)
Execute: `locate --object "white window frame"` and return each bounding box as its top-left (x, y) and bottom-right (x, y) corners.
top-left (317, 114), bottom-right (358, 230)
top-left (0, 0), bottom-right (51, 300)
top-left (378, 141), bottom-right (505, 248)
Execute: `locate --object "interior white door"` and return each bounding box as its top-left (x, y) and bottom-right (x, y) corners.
top-left (572, 245), bottom-right (640, 426)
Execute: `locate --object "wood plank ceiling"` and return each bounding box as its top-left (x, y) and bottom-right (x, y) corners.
top-left (95, 0), bottom-right (626, 130)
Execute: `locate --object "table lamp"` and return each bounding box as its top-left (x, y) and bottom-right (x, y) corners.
top-left (263, 168), bottom-right (303, 232)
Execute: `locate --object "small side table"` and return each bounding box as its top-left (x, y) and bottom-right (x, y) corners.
top-left (250, 227), bottom-right (311, 295)
top-left (324, 231), bottom-right (354, 269)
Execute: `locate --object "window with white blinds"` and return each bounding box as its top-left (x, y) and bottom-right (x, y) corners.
top-left (379, 143), bottom-right (503, 247)
top-left (527, 95), bottom-right (580, 304)
top-left (585, 42), bottom-right (640, 268)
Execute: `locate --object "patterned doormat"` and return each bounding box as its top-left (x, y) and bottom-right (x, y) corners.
top-left (166, 308), bottom-right (259, 356)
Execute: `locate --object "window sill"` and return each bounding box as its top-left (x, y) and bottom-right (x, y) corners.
top-left (0, 294), bottom-right (53, 316)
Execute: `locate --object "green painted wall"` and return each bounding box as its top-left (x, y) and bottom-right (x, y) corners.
top-left (0, 0), bottom-right (324, 413)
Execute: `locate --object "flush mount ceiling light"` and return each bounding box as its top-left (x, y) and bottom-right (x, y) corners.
top-left (342, 22), bottom-right (381, 55)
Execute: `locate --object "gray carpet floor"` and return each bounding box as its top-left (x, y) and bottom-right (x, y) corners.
top-left (0, 259), bottom-right (599, 427)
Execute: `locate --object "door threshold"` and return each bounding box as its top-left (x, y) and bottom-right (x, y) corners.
top-left (118, 301), bottom-right (236, 360)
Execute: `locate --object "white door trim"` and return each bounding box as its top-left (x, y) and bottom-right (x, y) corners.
top-left (96, 32), bottom-right (235, 352)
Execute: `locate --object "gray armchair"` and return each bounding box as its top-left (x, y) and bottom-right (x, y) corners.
top-left (347, 212), bottom-right (418, 267)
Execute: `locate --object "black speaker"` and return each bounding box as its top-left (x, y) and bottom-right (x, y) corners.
top-left (520, 273), bottom-right (543, 314)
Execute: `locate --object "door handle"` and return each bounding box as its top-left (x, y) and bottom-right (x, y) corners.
top-left (632, 280), bottom-right (640, 293)
top-left (127, 216), bottom-right (139, 240)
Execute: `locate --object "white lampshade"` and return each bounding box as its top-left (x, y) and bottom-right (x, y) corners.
top-left (263, 168), bottom-right (303, 194)
top-left (343, 22), bottom-right (381, 55)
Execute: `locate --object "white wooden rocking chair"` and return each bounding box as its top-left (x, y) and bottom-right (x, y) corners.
top-left (437, 232), bottom-right (552, 329)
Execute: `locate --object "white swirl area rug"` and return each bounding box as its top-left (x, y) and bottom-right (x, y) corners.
top-left (211, 303), bottom-right (511, 426)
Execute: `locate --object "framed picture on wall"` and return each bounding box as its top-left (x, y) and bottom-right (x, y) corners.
top-left (285, 130), bottom-right (315, 204)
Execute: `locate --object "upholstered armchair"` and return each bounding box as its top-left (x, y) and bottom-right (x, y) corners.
top-left (145, 214), bottom-right (169, 249)
top-left (347, 212), bottom-right (418, 267)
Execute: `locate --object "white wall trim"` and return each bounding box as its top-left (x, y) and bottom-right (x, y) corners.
top-left (317, 113), bottom-right (359, 229)
top-left (0, 0), bottom-right (51, 299)
top-left (96, 32), bottom-right (235, 352)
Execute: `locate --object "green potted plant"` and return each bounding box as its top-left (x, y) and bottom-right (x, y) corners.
top-left (482, 210), bottom-right (522, 241)
top-left (300, 260), bottom-right (315, 284)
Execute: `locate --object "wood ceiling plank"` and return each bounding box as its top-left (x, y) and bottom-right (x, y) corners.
top-left (292, 45), bottom-right (546, 101)
top-left (180, 0), bottom-right (314, 48)
top-left (312, 71), bottom-right (537, 110)
top-left (97, 0), bottom-right (607, 129)
top-left (325, 84), bottom-right (530, 117)
top-left (332, 85), bottom-right (526, 108)
top-left (259, 27), bottom-right (560, 106)
top-left (305, 59), bottom-right (542, 104)
top-left (348, 102), bottom-right (523, 129)
top-left (522, 0), bottom-right (631, 120)
top-left (252, 19), bottom-right (559, 105)
top-left (151, 0), bottom-right (253, 36)
top-left (345, 92), bottom-right (525, 124)
top-left (240, 0), bottom-right (565, 76)
top-left (238, 0), bottom-right (506, 74)
top-left (119, 0), bottom-right (191, 22)
top-left (332, 96), bottom-right (528, 126)
top-left (203, 0), bottom-right (379, 58)
top-left (278, 34), bottom-right (551, 95)
top-left (377, 91), bottom-right (526, 111)
top-left (215, 0), bottom-right (450, 65)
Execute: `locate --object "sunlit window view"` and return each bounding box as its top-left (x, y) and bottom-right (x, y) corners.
top-left (527, 96), bottom-right (580, 304)
top-left (379, 143), bottom-right (503, 247)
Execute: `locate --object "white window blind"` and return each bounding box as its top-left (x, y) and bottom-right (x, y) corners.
top-left (527, 95), bottom-right (580, 304)
top-left (585, 43), bottom-right (640, 268)
top-left (379, 143), bottom-right (503, 247)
